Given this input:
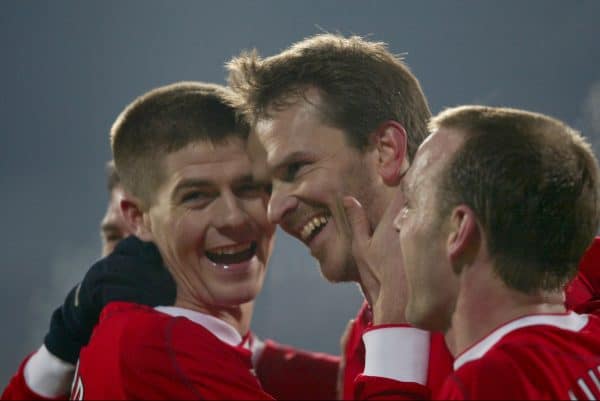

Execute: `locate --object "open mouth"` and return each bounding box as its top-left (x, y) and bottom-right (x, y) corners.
top-left (205, 242), bottom-right (257, 265)
top-left (300, 214), bottom-right (330, 243)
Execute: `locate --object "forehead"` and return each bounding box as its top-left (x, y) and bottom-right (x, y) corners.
top-left (253, 91), bottom-right (349, 167)
top-left (405, 128), bottom-right (463, 194)
top-left (162, 138), bottom-right (251, 184)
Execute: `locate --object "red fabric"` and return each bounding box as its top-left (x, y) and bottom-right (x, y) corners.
top-left (72, 302), bottom-right (273, 400)
top-left (566, 237), bottom-right (600, 315)
top-left (342, 302), bottom-right (371, 400)
top-left (442, 314), bottom-right (600, 400)
top-left (256, 340), bottom-right (340, 400)
top-left (357, 314), bottom-right (600, 400)
top-left (354, 376), bottom-right (430, 400)
top-left (342, 301), bottom-right (453, 400)
top-left (1, 355), bottom-right (66, 401)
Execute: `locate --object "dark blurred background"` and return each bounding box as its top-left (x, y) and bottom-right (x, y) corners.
top-left (2, 0), bottom-right (599, 384)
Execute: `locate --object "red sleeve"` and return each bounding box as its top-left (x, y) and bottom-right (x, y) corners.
top-left (354, 350), bottom-right (529, 401)
top-left (1, 355), bottom-right (66, 401)
top-left (256, 339), bottom-right (339, 400)
top-left (354, 375), bottom-right (430, 400)
top-left (343, 302), bottom-right (371, 400)
top-left (426, 332), bottom-right (454, 393)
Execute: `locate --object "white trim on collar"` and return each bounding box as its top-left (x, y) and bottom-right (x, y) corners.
top-left (154, 306), bottom-right (243, 348)
top-left (454, 312), bottom-right (589, 370)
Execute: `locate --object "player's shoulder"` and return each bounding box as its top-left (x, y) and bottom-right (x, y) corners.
top-left (446, 348), bottom-right (530, 399)
top-left (98, 301), bottom-right (168, 332)
top-left (99, 302), bottom-right (220, 347)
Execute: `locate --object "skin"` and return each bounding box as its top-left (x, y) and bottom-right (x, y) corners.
top-left (100, 185), bottom-right (131, 256)
top-left (394, 128), bottom-right (463, 332)
top-left (125, 138), bottom-right (276, 335)
top-left (253, 88), bottom-right (401, 283)
top-left (393, 127), bottom-right (565, 353)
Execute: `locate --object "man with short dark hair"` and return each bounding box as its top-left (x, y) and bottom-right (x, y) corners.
top-left (346, 106), bottom-right (600, 400)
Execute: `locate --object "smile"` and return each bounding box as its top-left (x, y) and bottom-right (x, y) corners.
top-left (300, 214), bottom-right (330, 242)
top-left (205, 242), bottom-right (257, 265)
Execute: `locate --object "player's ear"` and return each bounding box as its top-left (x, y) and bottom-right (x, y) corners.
top-left (447, 205), bottom-right (480, 274)
top-left (120, 194), bottom-right (154, 242)
top-left (373, 120), bottom-right (409, 186)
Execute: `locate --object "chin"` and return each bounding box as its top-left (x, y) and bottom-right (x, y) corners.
top-left (318, 258), bottom-right (358, 283)
top-left (215, 293), bottom-right (257, 307)
top-left (214, 283), bottom-right (263, 307)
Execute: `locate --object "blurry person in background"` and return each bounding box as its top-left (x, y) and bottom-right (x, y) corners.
top-left (100, 160), bottom-right (132, 256)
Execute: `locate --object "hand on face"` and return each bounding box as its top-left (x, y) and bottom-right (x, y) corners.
top-left (342, 192), bottom-right (408, 325)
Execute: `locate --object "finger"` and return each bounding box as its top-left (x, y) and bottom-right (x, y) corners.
top-left (342, 196), bottom-right (372, 244)
top-left (333, 196), bottom-right (353, 241)
top-left (380, 188), bottom-right (405, 227)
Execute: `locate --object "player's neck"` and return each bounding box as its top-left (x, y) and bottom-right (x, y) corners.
top-left (451, 261), bottom-right (565, 356)
top-left (174, 297), bottom-right (254, 337)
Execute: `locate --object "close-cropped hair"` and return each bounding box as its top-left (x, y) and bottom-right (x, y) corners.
top-left (227, 33), bottom-right (431, 160)
top-left (110, 82), bottom-right (248, 208)
top-left (105, 160), bottom-right (120, 192)
top-left (431, 105), bottom-right (600, 293)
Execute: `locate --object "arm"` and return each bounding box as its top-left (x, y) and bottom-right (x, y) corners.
top-left (256, 339), bottom-right (340, 400)
top-left (3, 236), bottom-right (175, 401)
top-left (1, 348), bottom-right (72, 401)
top-left (354, 326), bottom-right (432, 400)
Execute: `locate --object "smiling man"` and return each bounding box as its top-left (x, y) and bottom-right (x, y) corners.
top-left (70, 82), bottom-right (277, 400)
top-left (228, 33), bottom-right (454, 398)
top-left (2, 81), bottom-right (339, 401)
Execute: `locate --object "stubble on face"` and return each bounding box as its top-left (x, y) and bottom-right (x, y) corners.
top-left (256, 90), bottom-right (381, 284)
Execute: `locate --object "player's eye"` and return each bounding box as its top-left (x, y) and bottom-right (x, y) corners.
top-left (284, 161), bottom-right (308, 182)
top-left (181, 191), bottom-right (215, 207)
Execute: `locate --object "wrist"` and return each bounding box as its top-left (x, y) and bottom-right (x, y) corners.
top-left (24, 345), bottom-right (75, 398)
top-left (362, 325), bottom-right (430, 384)
top-left (373, 293), bottom-right (407, 325)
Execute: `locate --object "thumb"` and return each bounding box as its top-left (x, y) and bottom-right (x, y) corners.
top-left (342, 196), bottom-right (372, 244)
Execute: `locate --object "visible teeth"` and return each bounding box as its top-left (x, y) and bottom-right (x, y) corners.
top-left (209, 243), bottom-right (252, 255)
top-left (301, 216), bottom-right (329, 241)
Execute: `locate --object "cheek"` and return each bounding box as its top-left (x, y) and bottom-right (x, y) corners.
top-left (245, 198), bottom-right (272, 227)
top-left (156, 209), bottom-right (207, 253)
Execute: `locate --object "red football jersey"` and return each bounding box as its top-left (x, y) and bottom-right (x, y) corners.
top-left (71, 302), bottom-right (273, 400)
top-left (356, 312), bottom-right (600, 400)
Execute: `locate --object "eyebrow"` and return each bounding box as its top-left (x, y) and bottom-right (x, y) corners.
top-left (271, 151), bottom-right (314, 175)
top-left (171, 174), bottom-right (258, 198)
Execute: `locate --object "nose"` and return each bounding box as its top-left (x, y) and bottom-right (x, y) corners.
top-left (220, 193), bottom-right (251, 231)
top-left (267, 182), bottom-right (299, 224)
